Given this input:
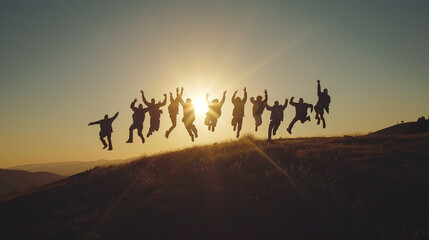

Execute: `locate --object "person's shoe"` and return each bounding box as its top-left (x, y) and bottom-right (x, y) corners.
top-left (287, 128), bottom-right (292, 134)
top-left (142, 137), bottom-right (145, 143)
top-left (212, 127), bottom-right (215, 132)
top-left (126, 139), bottom-right (133, 143)
top-left (103, 145), bottom-right (108, 149)
top-left (233, 125), bottom-right (236, 131)
top-left (194, 131), bottom-right (198, 138)
top-left (208, 125), bottom-right (211, 131)
top-left (307, 116), bottom-right (311, 122)
top-left (236, 132), bottom-right (240, 138)
top-left (273, 130), bottom-right (277, 136)
top-left (191, 134), bottom-right (194, 142)
top-left (108, 147), bottom-right (113, 151)
top-left (323, 122), bottom-right (326, 129)
top-left (165, 131), bottom-right (169, 138)
top-left (255, 126), bottom-right (258, 132)
top-left (317, 119), bottom-right (320, 125)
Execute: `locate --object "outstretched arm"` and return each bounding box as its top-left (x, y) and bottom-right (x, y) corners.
top-left (219, 91), bottom-right (226, 106)
top-left (141, 90), bottom-right (150, 106)
top-left (88, 119), bottom-right (102, 126)
top-left (263, 89), bottom-right (268, 103)
top-left (265, 103), bottom-right (273, 111)
top-left (308, 104), bottom-right (313, 113)
top-left (243, 87), bottom-right (247, 103)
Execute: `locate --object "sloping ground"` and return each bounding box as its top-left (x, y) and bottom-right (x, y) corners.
top-left (0, 135), bottom-right (428, 239)
top-left (371, 120), bottom-right (429, 135)
top-left (7, 159), bottom-right (131, 176)
top-left (0, 169), bottom-right (64, 197)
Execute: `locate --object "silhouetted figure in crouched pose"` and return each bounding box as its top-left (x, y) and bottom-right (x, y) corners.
top-left (178, 94), bottom-right (198, 142)
top-left (204, 91), bottom-right (226, 132)
top-left (266, 99), bottom-right (288, 141)
top-left (126, 98), bottom-right (149, 143)
top-left (250, 90), bottom-right (268, 132)
top-left (141, 90), bottom-right (167, 138)
top-left (231, 87), bottom-right (247, 138)
top-left (88, 112), bottom-right (119, 150)
top-left (287, 97), bottom-right (313, 134)
top-left (165, 87), bottom-right (183, 138)
top-left (314, 80), bottom-right (331, 129)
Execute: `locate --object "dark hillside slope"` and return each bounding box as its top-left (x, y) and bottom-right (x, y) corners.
top-left (371, 119), bottom-right (429, 135)
top-left (1, 135), bottom-right (429, 239)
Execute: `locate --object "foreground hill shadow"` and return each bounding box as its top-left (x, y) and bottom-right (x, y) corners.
top-left (0, 134), bottom-right (429, 239)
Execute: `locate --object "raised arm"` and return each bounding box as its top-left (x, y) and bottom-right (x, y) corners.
top-left (110, 112), bottom-right (119, 121)
top-left (263, 89), bottom-right (268, 103)
top-left (177, 94), bottom-right (185, 106)
top-left (289, 97), bottom-right (297, 106)
top-left (205, 93), bottom-right (209, 104)
top-left (317, 80), bottom-right (321, 96)
top-left (170, 92), bottom-right (174, 102)
top-left (219, 91), bottom-right (226, 106)
top-left (130, 98), bottom-right (137, 110)
top-left (231, 90), bottom-right (237, 103)
top-left (250, 97), bottom-right (256, 104)
top-left (282, 98), bottom-right (288, 109)
top-left (159, 94), bottom-right (167, 107)
top-left (179, 87), bottom-right (184, 97)
top-left (242, 87), bottom-right (247, 103)
top-left (141, 90), bottom-right (150, 106)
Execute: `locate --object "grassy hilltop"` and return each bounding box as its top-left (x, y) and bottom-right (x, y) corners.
top-left (1, 134), bottom-right (428, 239)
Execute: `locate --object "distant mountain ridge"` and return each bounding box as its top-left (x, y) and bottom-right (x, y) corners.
top-left (7, 158), bottom-right (133, 176)
top-left (0, 169), bottom-right (64, 197)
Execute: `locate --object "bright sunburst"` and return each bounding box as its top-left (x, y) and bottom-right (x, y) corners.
top-left (192, 96), bottom-right (208, 115)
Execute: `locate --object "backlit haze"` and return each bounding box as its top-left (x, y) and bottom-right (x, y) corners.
top-left (1, 0), bottom-right (428, 168)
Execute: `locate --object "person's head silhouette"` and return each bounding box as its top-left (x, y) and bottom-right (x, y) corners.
top-left (274, 101), bottom-right (279, 106)
top-left (299, 98), bottom-right (304, 104)
top-left (256, 96), bottom-right (262, 101)
top-left (212, 99), bottom-right (219, 104)
top-left (104, 114), bottom-right (108, 119)
top-left (186, 98), bottom-right (192, 103)
top-left (138, 104), bottom-right (143, 109)
top-left (235, 97), bottom-right (241, 102)
top-left (323, 89), bottom-right (328, 94)
top-left (151, 98), bottom-right (155, 104)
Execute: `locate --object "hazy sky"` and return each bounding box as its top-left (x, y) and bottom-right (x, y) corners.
top-left (1, 0), bottom-right (428, 168)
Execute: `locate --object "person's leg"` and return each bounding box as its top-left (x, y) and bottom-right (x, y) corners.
top-left (287, 117), bottom-right (298, 134)
top-left (137, 125), bottom-right (145, 143)
top-left (107, 134), bottom-right (113, 150)
top-left (232, 118), bottom-right (237, 131)
top-left (268, 120), bottom-right (274, 141)
top-left (255, 114), bottom-right (262, 131)
top-left (166, 115), bottom-right (177, 138)
top-left (273, 120), bottom-right (280, 135)
top-left (100, 137), bottom-right (108, 149)
top-left (236, 118), bottom-right (243, 138)
top-left (154, 118), bottom-right (160, 132)
top-left (321, 114), bottom-right (326, 128)
top-left (127, 124), bottom-right (135, 143)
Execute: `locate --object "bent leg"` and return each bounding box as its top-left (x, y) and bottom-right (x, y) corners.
top-left (273, 120), bottom-right (280, 135)
top-left (287, 117), bottom-right (298, 134)
top-left (268, 120), bottom-right (275, 140)
top-left (107, 134), bottom-right (113, 150)
top-left (236, 118), bottom-right (243, 138)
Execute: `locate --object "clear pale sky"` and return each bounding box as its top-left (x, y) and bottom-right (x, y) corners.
top-left (1, 0), bottom-right (428, 168)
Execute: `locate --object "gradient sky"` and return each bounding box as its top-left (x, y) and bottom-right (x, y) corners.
top-left (1, 0), bottom-right (428, 168)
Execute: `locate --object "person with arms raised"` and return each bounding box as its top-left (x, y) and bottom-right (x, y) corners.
top-left (314, 80), bottom-right (331, 129)
top-left (266, 99), bottom-right (288, 141)
top-left (231, 87), bottom-right (247, 138)
top-left (250, 90), bottom-right (268, 132)
top-left (165, 87), bottom-right (184, 138)
top-left (204, 91), bottom-right (227, 132)
top-left (287, 97), bottom-right (313, 134)
top-left (141, 90), bottom-right (167, 138)
top-left (126, 98), bottom-right (149, 143)
top-left (177, 91), bottom-right (198, 142)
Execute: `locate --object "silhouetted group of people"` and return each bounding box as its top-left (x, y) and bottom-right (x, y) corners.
top-left (88, 80), bottom-right (331, 150)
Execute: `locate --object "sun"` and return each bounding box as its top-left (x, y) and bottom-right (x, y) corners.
top-left (192, 96), bottom-right (208, 115)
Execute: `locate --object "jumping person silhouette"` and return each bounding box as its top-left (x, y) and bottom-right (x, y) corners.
top-left (204, 91), bottom-right (227, 132)
top-left (250, 90), bottom-right (268, 131)
top-left (266, 99), bottom-right (288, 141)
top-left (231, 87), bottom-right (247, 138)
top-left (314, 80), bottom-right (331, 128)
top-left (126, 98), bottom-right (149, 143)
top-left (177, 93), bottom-right (198, 142)
top-left (88, 112), bottom-right (119, 151)
top-left (165, 87), bottom-right (184, 138)
top-left (141, 90), bottom-right (167, 138)
top-left (287, 97), bottom-right (313, 134)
